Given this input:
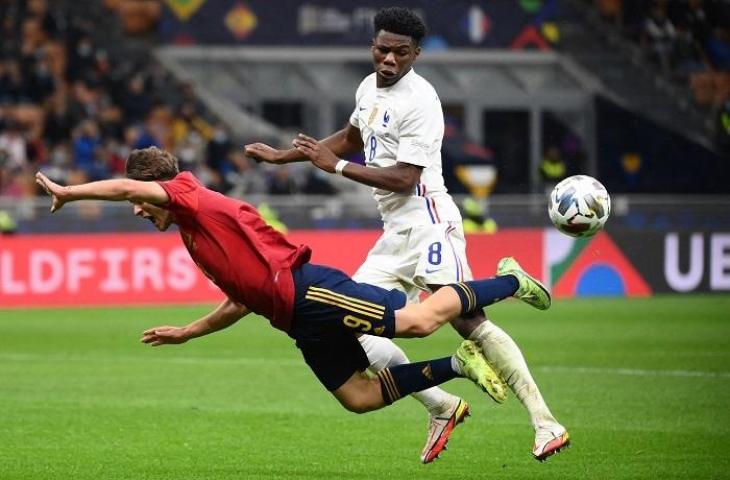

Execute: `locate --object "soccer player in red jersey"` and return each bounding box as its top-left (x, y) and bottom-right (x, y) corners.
top-left (35, 147), bottom-right (554, 456)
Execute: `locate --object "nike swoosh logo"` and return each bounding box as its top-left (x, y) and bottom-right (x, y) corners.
top-left (425, 268), bottom-right (441, 274)
top-left (359, 107), bottom-right (367, 111)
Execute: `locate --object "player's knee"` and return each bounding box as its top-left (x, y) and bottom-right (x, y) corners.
top-left (333, 374), bottom-right (381, 414)
top-left (360, 335), bottom-right (409, 371)
top-left (450, 310), bottom-right (488, 338)
top-left (404, 317), bottom-right (441, 337)
top-left (337, 390), bottom-right (378, 414)
top-left (396, 305), bottom-right (445, 337)
top-left (340, 398), bottom-right (372, 414)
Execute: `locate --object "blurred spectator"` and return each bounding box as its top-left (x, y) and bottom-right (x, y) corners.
top-left (717, 100), bottom-right (730, 152)
top-left (42, 142), bottom-right (73, 184)
top-left (67, 35), bottom-right (100, 82)
top-left (72, 119), bottom-right (105, 180)
top-left (172, 101), bottom-right (213, 146)
top-left (226, 150), bottom-right (269, 196)
top-left (27, 0), bottom-right (62, 39)
top-left (539, 146), bottom-right (567, 188)
top-left (669, 0), bottom-right (714, 76)
top-left (44, 94), bottom-right (75, 144)
top-left (441, 117), bottom-right (495, 195)
top-left (0, 59), bottom-right (30, 103)
top-left (642, 1), bottom-right (678, 72)
top-left (683, 0), bottom-right (712, 55)
top-left (206, 123), bottom-right (232, 173)
top-left (175, 130), bottom-right (205, 173)
top-left (269, 165), bottom-right (299, 195)
top-left (0, 0), bottom-right (329, 201)
top-left (706, 26), bottom-right (730, 71)
top-left (0, 209), bottom-right (17, 234)
top-left (0, 120), bottom-right (26, 170)
top-left (461, 197), bottom-right (497, 234)
top-left (122, 74), bottom-right (152, 123)
top-left (597, 0), bottom-right (623, 24)
top-left (303, 169), bottom-right (338, 195)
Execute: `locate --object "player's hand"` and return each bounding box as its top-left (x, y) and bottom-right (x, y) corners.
top-left (293, 134), bottom-right (338, 173)
top-left (141, 326), bottom-right (190, 346)
top-left (35, 171), bottom-right (68, 213)
top-left (244, 143), bottom-right (283, 164)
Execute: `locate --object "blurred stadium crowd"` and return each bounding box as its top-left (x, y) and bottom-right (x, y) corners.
top-left (598, 0), bottom-right (730, 73)
top-left (1, 0), bottom-right (728, 204)
top-left (0, 0), bottom-right (338, 201)
top-left (594, 0), bottom-right (730, 145)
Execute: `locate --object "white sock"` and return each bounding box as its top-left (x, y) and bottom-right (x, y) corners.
top-left (358, 335), bottom-right (456, 414)
top-left (470, 321), bottom-right (558, 430)
top-left (450, 356), bottom-right (463, 376)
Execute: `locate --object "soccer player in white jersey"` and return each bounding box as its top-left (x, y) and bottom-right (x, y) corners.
top-left (245, 6), bottom-right (569, 463)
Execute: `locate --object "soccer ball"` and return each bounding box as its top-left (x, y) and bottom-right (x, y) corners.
top-left (548, 175), bottom-right (611, 237)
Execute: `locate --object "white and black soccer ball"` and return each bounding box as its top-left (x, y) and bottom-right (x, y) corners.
top-left (548, 175), bottom-right (611, 237)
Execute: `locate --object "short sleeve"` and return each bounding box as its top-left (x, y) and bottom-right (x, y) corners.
top-left (396, 101), bottom-right (442, 168)
top-left (349, 106), bottom-right (360, 128)
top-left (157, 172), bottom-right (199, 215)
top-left (349, 78), bottom-right (368, 128)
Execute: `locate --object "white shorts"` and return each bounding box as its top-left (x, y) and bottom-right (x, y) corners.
top-left (352, 222), bottom-right (474, 303)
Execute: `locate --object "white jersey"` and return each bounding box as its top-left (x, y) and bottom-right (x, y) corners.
top-left (349, 69), bottom-right (462, 232)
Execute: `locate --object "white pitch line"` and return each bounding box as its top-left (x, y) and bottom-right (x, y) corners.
top-left (2, 353), bottom-right (729, 380)
top-left (538, 365), bottom-right (730, 379)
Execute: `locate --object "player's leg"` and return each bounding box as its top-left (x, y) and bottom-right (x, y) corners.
top-left (441, 252), bottom-right (567, 460)
top-left (398, 225), bottom-right (549, 338)
top-left (332, 356), bottom-right (458, 413)
top-left (358, 334), bottom-right (458, 414)
top-left (454, 312), bottom-right (569, 461)
top-left (297, 261), bottom-right (542, 376)
top-left (353, 244), bottom-right (457, 414)
top-left (292, 262), bottom-right (471, 411)
top-left (331, 339), bottom-right (501, 413)
top-left (393, 274), bottom-right (530, 337)
top-left (358, 334), bottom-right (469, 463)
top-left (353, 233), bottom-right (466, 462)
top-left (290, 263), bottom-right (505, 460)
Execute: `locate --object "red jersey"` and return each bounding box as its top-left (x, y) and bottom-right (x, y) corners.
top-left (158, 172), bottom-right (311, 331)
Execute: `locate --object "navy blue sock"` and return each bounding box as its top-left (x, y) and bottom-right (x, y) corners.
top-left (449, 276), bottom-right (519, 315)
top-left (377, 357), bottom-right (457, 405)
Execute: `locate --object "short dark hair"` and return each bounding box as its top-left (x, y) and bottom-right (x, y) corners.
top-left (373, 7), bottom-right (426, 44)
top-left (125, 146), bottom-right (179, 181)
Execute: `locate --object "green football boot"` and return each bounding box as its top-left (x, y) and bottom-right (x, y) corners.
top-left (455, 340), bottom-right (508, 404)
top-left (496, 256), bottom-right (552, 310)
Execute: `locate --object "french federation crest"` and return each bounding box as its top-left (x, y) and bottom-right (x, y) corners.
top-left (367, 107), bottom-right (379, 126)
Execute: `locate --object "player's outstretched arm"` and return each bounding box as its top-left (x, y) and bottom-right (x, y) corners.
top-left (244, 122), bottom-right (363, 165)
top-left (35, 172), bottom-right (169, 212)
top-left (294, 133), bottom-right (422, 193)
top-left (141, 297), bottom-right (250, 346)
top-left (244, 142), bottom-right (306, 164)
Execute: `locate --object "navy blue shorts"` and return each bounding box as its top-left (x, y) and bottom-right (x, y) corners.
top-left (290, 263), bottom-right (407, 391)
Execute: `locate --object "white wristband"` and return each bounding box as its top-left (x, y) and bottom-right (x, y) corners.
top-left (334, 159), bottom-right (350, 176)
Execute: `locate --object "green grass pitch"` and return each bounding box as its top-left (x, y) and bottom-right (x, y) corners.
top-left (1, 295), bottom-right (729, 479)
